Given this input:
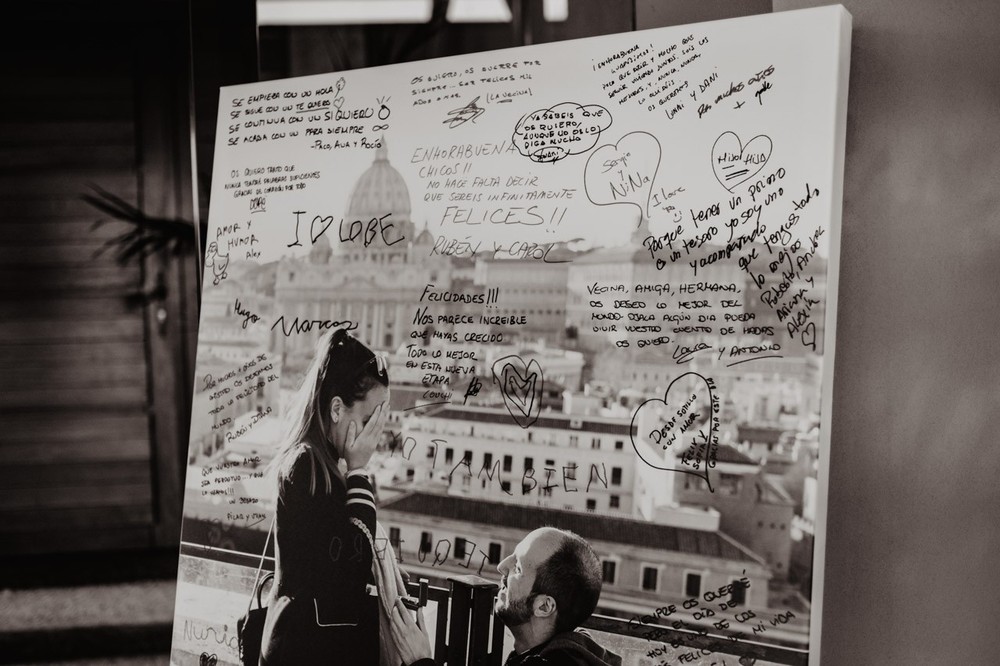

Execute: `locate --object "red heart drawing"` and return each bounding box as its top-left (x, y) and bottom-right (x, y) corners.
top-left (200, 653), bottom-right (218, 666)
top-left (492, 355), bottom-right (543, 428)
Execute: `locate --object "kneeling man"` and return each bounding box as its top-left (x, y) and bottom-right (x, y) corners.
top-left (494, 527), bottom-right (620, 666)
top-left (390, 527), bottom-right (620, 666)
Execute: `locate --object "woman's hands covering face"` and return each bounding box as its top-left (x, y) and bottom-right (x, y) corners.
top-left (343, 401), bottom-right (388, 471)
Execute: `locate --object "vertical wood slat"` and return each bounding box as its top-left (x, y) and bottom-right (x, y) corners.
top-left (469, 580), bottom-right (501, 666)
top-left (434, 582), bottom-right (451, 661)
top-left (446, 578), bottom-right (474, 666)
top-left (443, 576), bottom-right (503, 666)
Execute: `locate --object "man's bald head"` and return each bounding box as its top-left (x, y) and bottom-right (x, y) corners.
top-left (527, 527), bottom-right (603, 633)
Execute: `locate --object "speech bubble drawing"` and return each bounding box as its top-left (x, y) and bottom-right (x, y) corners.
top-left (629, 371), bottom-right (718, 491)
top-left (711, 131), bottom-right (772, 191)
top-left (584, 131), bottom-right (662, 221)
top-left (492, 354), bottom-right (544, 429)
top-left (512, 102), bottom-right (613, 163)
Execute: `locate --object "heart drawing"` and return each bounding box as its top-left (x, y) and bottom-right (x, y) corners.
top-left (199, 653), bottom-right (218, 666)
top-left (629, 371), bottom-right (718, 490)
top-left (711, 131), bottom-right (772, 192)
top-left (492, 355), bottom-right (544, 429)
top-left (584, 131), bottom-right (662, 221)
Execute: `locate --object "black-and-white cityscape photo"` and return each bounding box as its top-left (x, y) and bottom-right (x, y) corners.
top-left (171, 11), bottom-right (847, 664)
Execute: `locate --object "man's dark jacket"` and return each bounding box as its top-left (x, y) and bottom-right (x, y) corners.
top-left (503, 629), bottom-right (622, 666)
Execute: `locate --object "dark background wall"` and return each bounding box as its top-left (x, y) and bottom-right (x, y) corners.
top-left (0, 1), bottom-right (198, 556)
top-left (773, 1), bottom-right (1000, 663)
top-left (634, 3), bottom-right (1000, 659)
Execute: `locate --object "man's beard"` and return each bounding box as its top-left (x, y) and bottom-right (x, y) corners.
top-left (496, 590), bottom-right (538, 627)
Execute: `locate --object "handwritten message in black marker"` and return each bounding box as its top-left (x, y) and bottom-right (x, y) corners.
top-left (410, 58), bottom-right (541, 108)
top-left (221, 164), bottom-right (318, 205)
top-left (581, 279), bottom-right (781, 364)
top-left (199, 454), bottom-right (267, 515)
top-left (711, 132), bottom-right (773, 192)
top-left (512, 102), bottom-right (612, 163)
top-left (595, 34), bottom-right (710, 119)
top-left (204, 354), bottom-right (279, 437)
top-left (400, 283), bottom-right (509, 404)
top-left (409, 141), bottom-right (571, 232)
top-left (624, 573), bottom-right (805, 666)
top-left (223, 76), bottom-right (391, 152)
top-left (287, 210), bottom-right (405, 249)
top-left (691, 64), bottom-right (776, 118)
top-left (387, 431), bottom-right (615, 502)
top-left (630, 372), bottom-right (720, 490)
top-left (584, 131), bottom-right (662, 220)
top-left (430, 236), bottom-right (570, 263)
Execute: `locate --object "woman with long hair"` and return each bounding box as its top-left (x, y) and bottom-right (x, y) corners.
top-left (260, 327), bottom-right (390, 665)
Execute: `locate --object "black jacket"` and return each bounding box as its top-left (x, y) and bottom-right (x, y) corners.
top-left (260, 447), bottom-right (379, 665)
top-left (504, 629), bottom-right (623, 666)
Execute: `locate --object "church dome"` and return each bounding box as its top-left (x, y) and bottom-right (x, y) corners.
top-left (414, 224), bottom-right (434, 246)
top-left (346, 141), bottom-right (412, 220)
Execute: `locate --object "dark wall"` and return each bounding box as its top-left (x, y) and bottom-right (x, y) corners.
top-left (190, 0), bottom-right (259, 238)
top-left (0, 1), bottom-right (198, 554)
top-left (772, 1), bottom-right (1000, 663)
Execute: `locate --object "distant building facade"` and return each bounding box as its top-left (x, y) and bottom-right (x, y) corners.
top-left (676, 449), bottom-right (796, 576)
top-left (394, 405), bottom-right (637, 515)
top-left (474, 257), bottom-right (570, 344)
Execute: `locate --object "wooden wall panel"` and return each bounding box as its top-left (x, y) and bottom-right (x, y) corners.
top-left (0, 5), bottom-right (159, 555)
top-left (771, 1), bottom-right (1000, 663)
top-left (0, 340), bottom-right (145, 367)
top-left (3, 505), bottom-right (154, 533)
top-left (1, 527), bottom-right (152, 555)
top-left (0, 413), bottom-right (150, 465)
top-left (0, 120), bottom-right (134, 146)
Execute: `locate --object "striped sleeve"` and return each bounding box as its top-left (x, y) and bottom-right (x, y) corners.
top-left (345, 469), bottom-right (376, 533)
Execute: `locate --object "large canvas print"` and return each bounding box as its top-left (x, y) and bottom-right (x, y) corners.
top-left (170, 7), bottom-right (851, 666)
